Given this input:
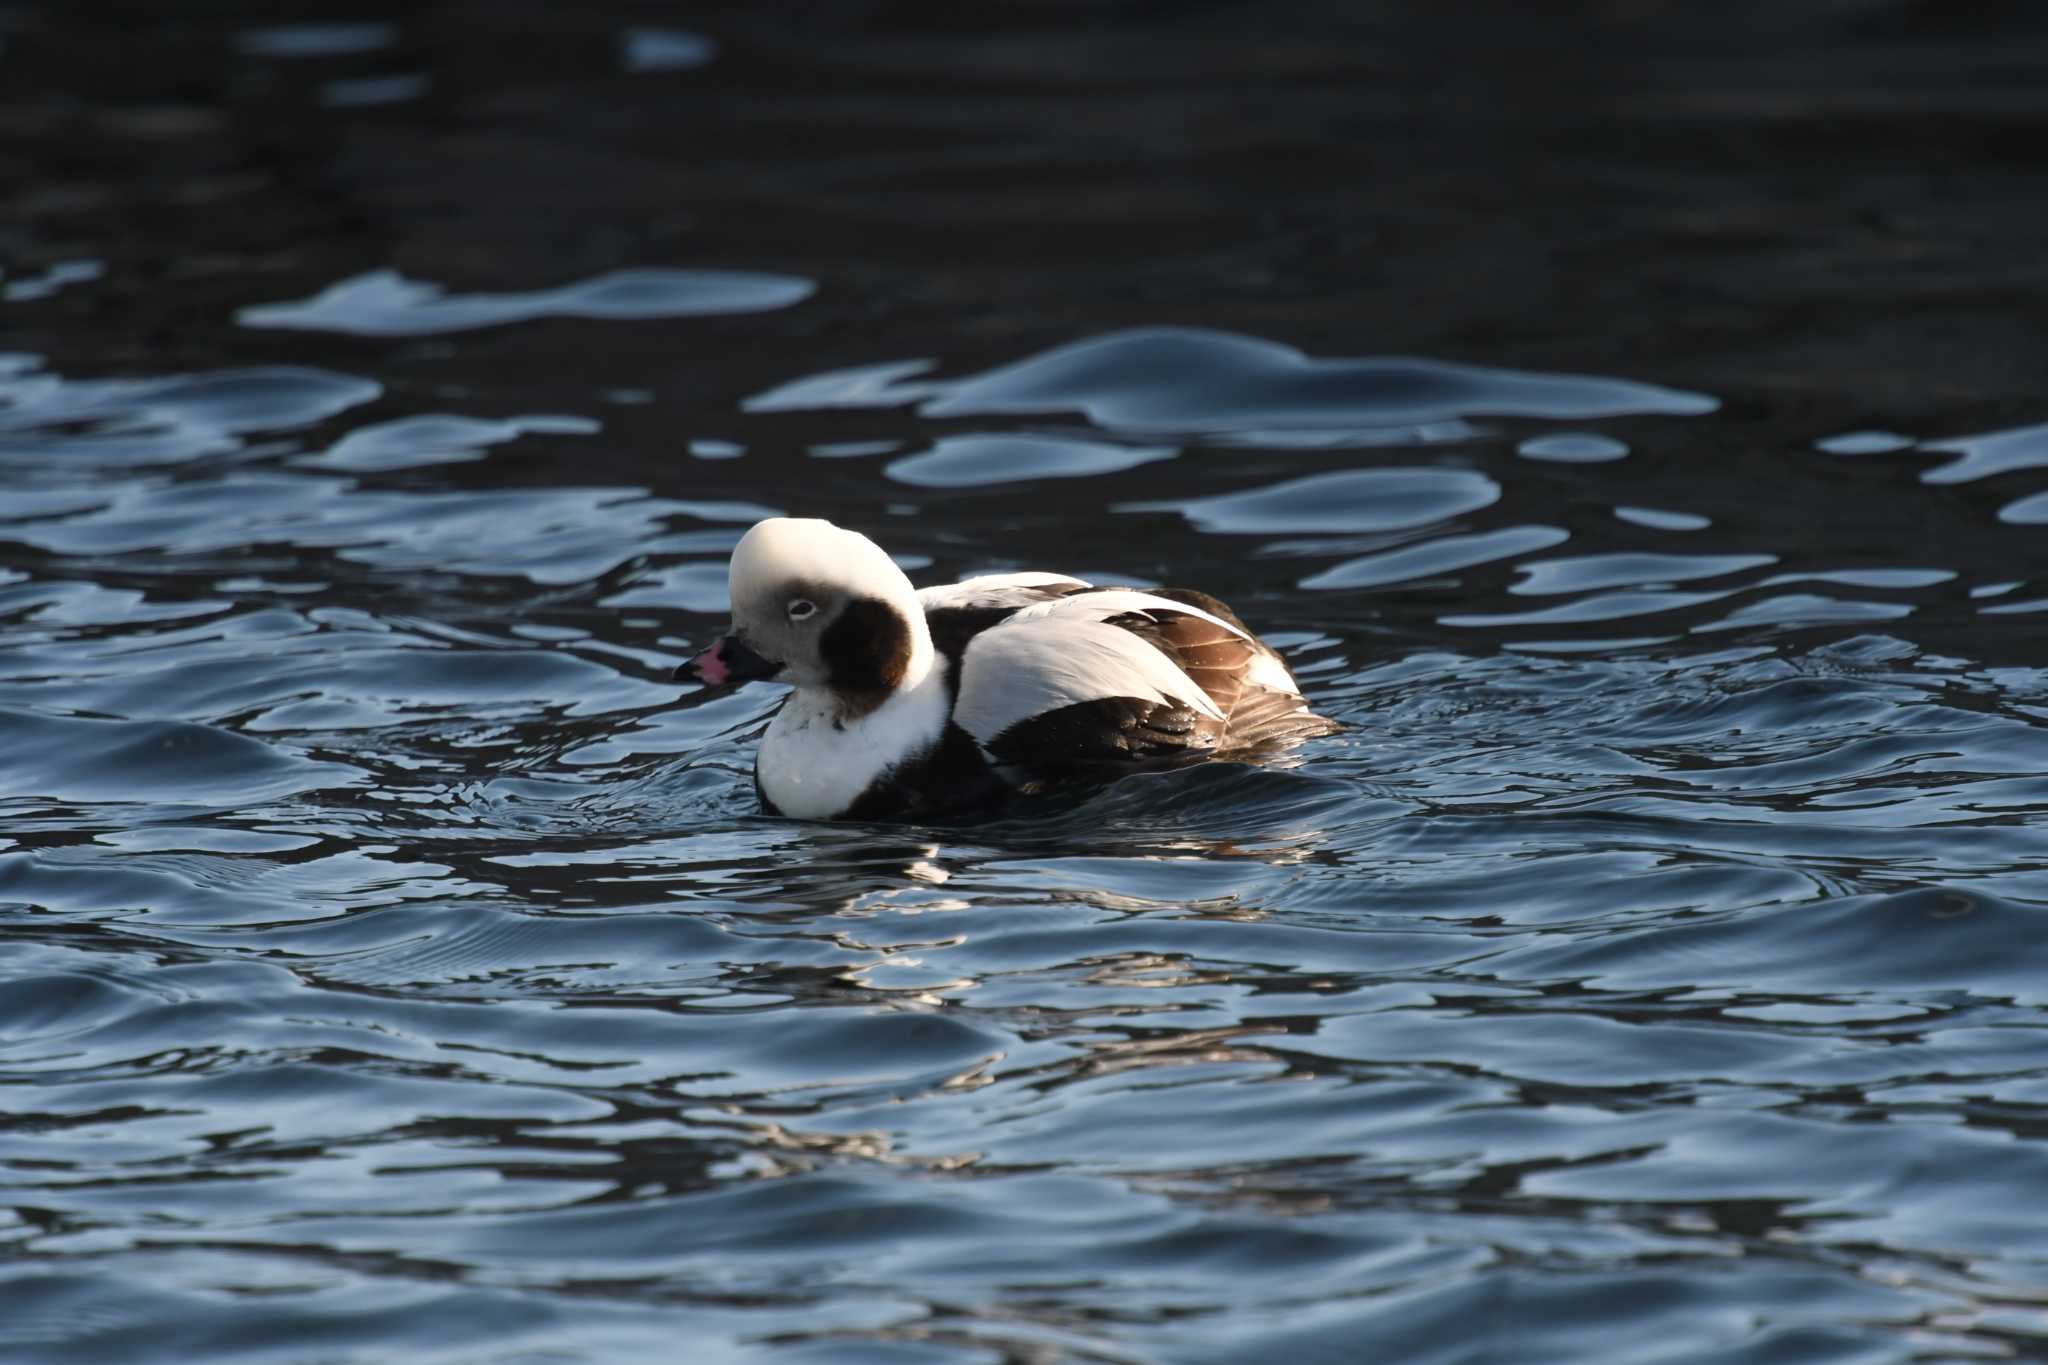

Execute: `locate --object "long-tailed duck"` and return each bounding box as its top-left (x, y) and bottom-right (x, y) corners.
top-left (683, 517), bottom-right (1338, 820)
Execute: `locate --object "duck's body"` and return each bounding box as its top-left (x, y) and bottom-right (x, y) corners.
top-left (687, 519), bottom-right (1337, 820)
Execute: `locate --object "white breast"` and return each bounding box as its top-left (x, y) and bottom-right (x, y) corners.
top-left (756, 661), bottom-right (953, 819)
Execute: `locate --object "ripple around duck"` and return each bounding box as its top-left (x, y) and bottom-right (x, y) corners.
top-left (1920, 420), bottom-right (2048, 484)
top-left (748, 328), bottom-right (1717, 445)
top-left (1515, 431), bottom-right (1631, 463)
top-left (8, 122), bottom-right (2048, 1365)
top-left (299, 413), bottom-right (600, 472)
top-left (883, 432), bottom-right (1177, 487)
top-left (0, 710), bottom-right (359, 806)
top-left (1998, 490), bottom-right (2048, 524)
top-left (7, 474), bottom-right (759, 585)
top-left (236, 22), bottom-right (396, 58)
top-left (1509, 551), bottom-right (1779, 596)
top-left (1138, 466), bottom-right (1501, 534)
top-left (919, 327), bottom-right (1719, 431)
top-left (1501, 886), bottom-right (2048, 1000)
top-left (622, 26), bottom-right (719, 71)
top-left (0, 362), bottom-right (381, 468)
top-left (0, 1269), bottom-right (726, 1365)
top-left (1299, 525), bottom-right (1571, 589)
top-left (239, 267), bottom-right (817, 336)
top-left (7, 614), bottom-right (2048, 1363)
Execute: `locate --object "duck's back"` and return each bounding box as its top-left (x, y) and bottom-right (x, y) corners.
top-left (916, 575), bottom-right (1337, 780)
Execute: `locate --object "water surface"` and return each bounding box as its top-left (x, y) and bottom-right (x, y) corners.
top-left (6, 4), bottom-right (2048, 1362)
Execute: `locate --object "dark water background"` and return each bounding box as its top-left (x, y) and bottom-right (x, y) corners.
top-left (8, 3), bottom-right (2048, 1360)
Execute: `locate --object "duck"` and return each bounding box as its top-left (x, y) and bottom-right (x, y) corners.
top-left (682, 517), bottom-right (1338, 820)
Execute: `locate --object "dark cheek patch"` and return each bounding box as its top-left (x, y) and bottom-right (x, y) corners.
top-left (821, 596), bottom-right (911, 696)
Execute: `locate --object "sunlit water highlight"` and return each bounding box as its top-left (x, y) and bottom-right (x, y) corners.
top-left (8, 8), bottom-right (2048, 1360)
top-left (6, 314), bottom-right (2048, 1362)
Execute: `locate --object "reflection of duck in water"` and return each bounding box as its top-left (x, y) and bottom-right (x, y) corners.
top-left (683, 517), bottom-right (1338, 820)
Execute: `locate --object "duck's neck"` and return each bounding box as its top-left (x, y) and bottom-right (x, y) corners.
top-left (893, 608), bottom-right (937, 692)
top-left (818, 591), bottom-right (934, 721)
top-left (762, 659), bottom-right (953, 819)
top-left (803, 646), bottom-right (946, 733)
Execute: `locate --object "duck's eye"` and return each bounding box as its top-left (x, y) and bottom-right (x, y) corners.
top-left (787, 598), bottom-right (817, 621)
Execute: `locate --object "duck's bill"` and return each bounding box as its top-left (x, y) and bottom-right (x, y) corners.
top-left (683, 635), bottom-right (781, 686)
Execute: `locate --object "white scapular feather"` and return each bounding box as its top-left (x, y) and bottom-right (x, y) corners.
top-left (953, 615), bottom-right (1224, 749)
top-left (917, 572), bottom-right (1091, 612)
top-left (1002, 587), bottom-right (1302, 698)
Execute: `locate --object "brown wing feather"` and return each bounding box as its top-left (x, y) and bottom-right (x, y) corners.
top-left (1100, 609), bottom-right (1255, 718)
top-left (1149, 587), bottom-right (1301, 693)
top-left (1219, 686), bottom-right (1344, 752)
top-left (1100, 601), bottom-right (1339, 751)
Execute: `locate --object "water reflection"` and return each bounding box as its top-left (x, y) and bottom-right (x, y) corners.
top-left (236, 23), bottom-right (397, 58)
top-left (754, 325), bottom-right (1718, 435)
top-left (8, 120), bottom-right (2048, 1365)
top-left (241, 267), bottom-right (815, 336)
top-left (621, 27), bottom-right (718, 72)
top-left (1139, 466), bottom-right (1500, 534)
top-left (0, 359), bottom-right (380, 467)
top-left (884, 432), bottom-right (1177, 487)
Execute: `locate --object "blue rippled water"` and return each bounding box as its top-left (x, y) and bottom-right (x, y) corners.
top-left (8, 4), bottom-right (2048, 1362)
